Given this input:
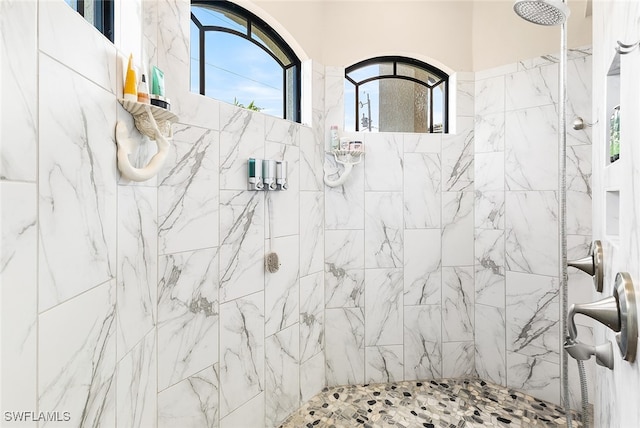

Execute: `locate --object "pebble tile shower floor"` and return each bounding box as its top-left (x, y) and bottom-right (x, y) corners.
top-left (280, 378), bottom-right (586, 427)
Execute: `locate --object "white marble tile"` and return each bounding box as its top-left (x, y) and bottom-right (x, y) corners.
top-left (475, 190), bottom-right (505, 230)
top-left (300, 352), bottom-right (325, 403)
top-left (299, 125), bottom-right (324, 191)
top-left (456, 79), bottom-right (475, 117)
top-left (475, 75), bottom-right (505, 116)
top-left (220, 392), bottom-right (264, 428)
top-left (324, 154), bottom-right (365, 229)
top-left (505, 105), bottom-right (559, 191)
top-left (158, 124), bottom-right (219, 255)
top-left (266, 324), bottom-right (300, 427)
top-left (566, 145), bottom-right (592, 236)
top-left (507, 352), bottom-right (560, 406)
top-left (404, 305), bottom-right (442, 380)
top-left (265, 142), bottom-right (300, 238)
top-left (0, 0), bottom-right (37, 182)
top-left (505, 191), bottom-right (558, 276)
top-left (157, 248), bottom-right (219, 391)
top-left (219, 104), bottom-right (265, 190)
top-left (266, 115), bottom-right (300, 146)
top-left (404, 229), bottom-right (442, 306)
top-left (365, 268), bottom-right (403, 346)
top-left (116, 0), bottom-right (143, 62)
top-left (506, 271), bottom-right (559, 364)
top-left (300, 191), bottom-right (324, 276)
top-left (403, 133), bottom-right (441, 153)
top-left (442, 341), bottom-right (475, 378)
top-left (442, 267), bottom-right (474, 342)
top-left (324, 152), bottom-right (365, 230)
top-left (325, 229), bottom-right (365, 308)
top-left (1, 182), bottom-right (37, 421)
top-left (566, 145), bottom-right (592, 195)
top-left (300, 60), bottom-right (313, 126)
top-left (404, 153), bottom-right (441, 229)
top-left (365, 345), bottom-right (404, 383)
top-left (325, 66), bottom-right (345, 133)
top-left (39, 0), bottom-right (117, 94)
top-left (300, 272), bottom-right (324, 363)
top-left (156, 0), bottom-right (206, 127)
top-left (117, 186), bottom-right (157, 360)
top-left (475, 113), bottom-right (505, 153)
top-left (566, 56), bottom-right (593, 147)
top-left (442, 192), bottom-right (474, 266)
top-left (566, 190), bottom-right (593, 236)
top-left (219, 190), bottom-right (264, 303)
top-left (474, 152), bottom-right (504, 192)
top-left (475, 229), bottom-right (505, 308)
top-left (219, 292), bottom-right (264, 417)
top-left (505, 64), bottom-right (558, 110)
top-left (364, 133), bottom-right (403, 191)
top-left (158, 365), bottom-right (219, 428)
top-left (442, 117), bottom-right (474, 192)
top-left (312, 62), bottom-right (325, 113)
top-left (475, 304), bottom-right (506, 386)
top-left (39, 280), bottom-right (116, 428)
top-left (265, 235), bottom-right (299, 337)
top-left (38, 53), bottom-right (117, 312)
top-left (117, 329), bottom-right (157, 428)
top-left (325, 307), bottom-right (365, 386)
top-left (365, 192), bottom-right (403, 268)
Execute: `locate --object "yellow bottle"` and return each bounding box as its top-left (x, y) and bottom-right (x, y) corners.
top-left (123, 54), bottom-right (138, 102)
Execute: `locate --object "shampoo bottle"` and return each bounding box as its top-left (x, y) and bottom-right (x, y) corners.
top-left (123, 54), bottom-right (138, 102)
top-left (137, 74), bottom-right (150, 104)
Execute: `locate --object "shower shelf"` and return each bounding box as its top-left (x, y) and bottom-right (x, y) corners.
top-left (323, 148), bottom-right (365, 188)
top-left (115, 99), bottom-right (179, 182)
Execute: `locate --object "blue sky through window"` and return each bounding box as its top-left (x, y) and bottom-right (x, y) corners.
top-left (191, 5), bottom-right (284, 116)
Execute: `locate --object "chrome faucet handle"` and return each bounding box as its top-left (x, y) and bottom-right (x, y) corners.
top-left (614, 272), bottom-right (638, 363)
top-left (564, 337), bottom-right (614, 370)
top-left (568, 240), bottom-right (604, 292)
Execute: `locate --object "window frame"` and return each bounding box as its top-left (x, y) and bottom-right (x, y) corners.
top-left (345, 56), bottom-right (449, 133)
top-left (191, 0), bottom-right (301, 123)
top-left (66, 0), bottom-right (114, 42)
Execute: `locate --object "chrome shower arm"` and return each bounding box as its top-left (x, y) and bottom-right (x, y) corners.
top-left (567, 296), bottom-right (620, 340)
top-left (567, 240), bottom-right (604, 292)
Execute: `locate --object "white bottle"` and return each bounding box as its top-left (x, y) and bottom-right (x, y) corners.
top-left (330, 125), bottom-right (339, 151)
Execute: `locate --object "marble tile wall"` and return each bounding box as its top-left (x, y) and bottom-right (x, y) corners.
top-left (0, 1), bottom-right (324, 427)
top-left (323, 70), bottom-right (477, 387)
top-left (474, 48), bottom-right (594, 410)
top-left (592, 2), bottom-right (640, 427)
top-left (1, 1), bottom-right (606, 427)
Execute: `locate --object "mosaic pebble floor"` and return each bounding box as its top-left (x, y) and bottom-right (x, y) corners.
top-left (280, 378), bottom-right (588, 427)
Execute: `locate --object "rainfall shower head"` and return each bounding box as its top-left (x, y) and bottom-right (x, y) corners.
top-left (513, 0), bottom-right (569, 26)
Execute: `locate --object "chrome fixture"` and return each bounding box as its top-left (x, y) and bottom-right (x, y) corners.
top-left (566, 272), bottom-right (638, 364)
top-left (616, 39), bottom-right (640, 54)
top-left (513, 0), bottom-right (570, 26)
top-left (514, 0), bottom-right (579, 424)
top-left (572, 117), bottom-right (596, 130)
top-left (564, 339), bottom-right (614, 370)
top-left (276, 161), bottom-right (288, 190)
top-left (613, 272), bottom-right (638, 362)
top-left (568, 295), bottom-right (619, 339)
top-left (567, 240), bottom-right (604, 292)
top-left (262, 159), bottom-right (277, 191)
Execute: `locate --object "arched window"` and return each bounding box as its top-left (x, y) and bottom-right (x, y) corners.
top-left (190, 1), bottom-right (301, 122)
top-left (345, 56), bottom-right (448, 133)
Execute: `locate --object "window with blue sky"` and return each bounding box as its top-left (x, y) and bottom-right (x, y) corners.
top-left (191, 1), bottom-right (300, 122)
